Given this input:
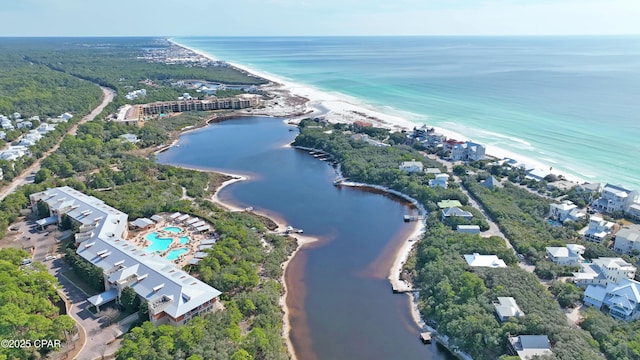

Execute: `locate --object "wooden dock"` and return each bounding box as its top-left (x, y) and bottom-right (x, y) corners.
top-left (403, 215), bottom-right (424, 222)
top-left (420, 332), bottom-right (432, 344)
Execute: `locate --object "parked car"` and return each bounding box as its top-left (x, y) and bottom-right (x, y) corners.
top-left (21, 258), bottom-right (32, 265)
top-left (45, 255), bottom-right (56, 261)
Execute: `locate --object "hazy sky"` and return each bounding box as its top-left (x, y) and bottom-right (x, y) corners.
top-left (1, 0), bottom-right (639, 36)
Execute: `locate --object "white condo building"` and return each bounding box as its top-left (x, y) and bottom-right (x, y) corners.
top-left (30, 186), bottom-right (221, 326)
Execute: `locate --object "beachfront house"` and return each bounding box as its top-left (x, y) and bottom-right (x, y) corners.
top-left (494, 297), bottom-right (525, 322)
top-left (613, 225), bottom-right (640, 255)
top-left (428, 173), bottom-right (449, 189)
top-left (573, 257), bottom-right (636, 287)
top-left (583, 216), bottom-right (615, 243)
top-left (399, 159), bottom-right (424, 173)
top-left (466, 141), bottom-right (486, 161)
top-left (507, 335), bottom-right (552, 359)
top-left (583, 278), bottom-right (640, 322)
top-left (525, 168), bottom-right (552, 182)
top-left (464, 253), bottom-right (507, 268)
top-left (445, 140), bottom-right (486, 162)
top-left (578, 182), bottom-right (603, 194)
top-left (627, 204), bottom-right (640, 221)
top-left (29, 186), bottom-right (222, 326)
top-left (592, 183), bottom-right (639, 213)
top-left (545, 244), bottom-right (585, 266)
top-left (549, 200), bottom-right (581, 223)
top-left (441, 207), bottom-right (473, 222)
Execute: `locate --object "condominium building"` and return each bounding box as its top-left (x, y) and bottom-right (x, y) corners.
top-left (30, 186), bottom-right (222, 326)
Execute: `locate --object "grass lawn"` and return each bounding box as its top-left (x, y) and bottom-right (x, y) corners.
top-left (61, 270), bottom-right (100, 297)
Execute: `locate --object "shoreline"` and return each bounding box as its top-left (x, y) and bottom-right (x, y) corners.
top-left (168, 39), bottom-right (472, 360)
top-left (204, 168), bottom-right (318, 360)
top-left (168, 38), bottom-right (588, 185)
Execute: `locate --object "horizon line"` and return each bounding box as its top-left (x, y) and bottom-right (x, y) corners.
top-left (1, 33), bottom-right (640, 38)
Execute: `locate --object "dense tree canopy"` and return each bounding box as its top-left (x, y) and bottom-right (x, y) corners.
top-left (0, 248), bottom-right (76, 360)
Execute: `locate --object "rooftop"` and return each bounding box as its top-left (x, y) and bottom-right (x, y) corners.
top-left (464, 253), bottom-right (507, 268)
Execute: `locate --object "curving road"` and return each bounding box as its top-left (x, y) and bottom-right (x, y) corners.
top-left (0, 86), bottom-right (116, 202)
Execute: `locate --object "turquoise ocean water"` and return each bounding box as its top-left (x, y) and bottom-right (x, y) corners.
top-left (175, 36), bottom-right (640, 189)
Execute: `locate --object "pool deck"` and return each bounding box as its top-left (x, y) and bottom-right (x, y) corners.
top-left (129, 216), bottom-right (213, 267)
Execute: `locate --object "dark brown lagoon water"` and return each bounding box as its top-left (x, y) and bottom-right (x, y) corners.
top-left (157, 117), bottom-right (453, 360)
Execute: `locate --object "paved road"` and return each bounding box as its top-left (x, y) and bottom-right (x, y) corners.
top-left (45, 258), bottom-right (123, 360)
top-left (0, 86), bottom-right (116, 202)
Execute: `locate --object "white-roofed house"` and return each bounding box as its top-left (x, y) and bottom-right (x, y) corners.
top-left (507, 335), bottom-right (552, 359)
top-left (592, 183), bottom-right (638, 213)
top-left (441, 207), bottom-right (473, 222)
top-left (573, 257), bottom-right (636, 287)
top-left (494, 297), bottom-right (525, 322)
top-left (583, 216), bottom-right (615, 243)
top-left (399, 159), bottom-right (423, 173)
top-left (545, 244), bottom-right (585, 266)
top-left (525, 168), bottom-right (552, 182)
top-left (464, 253), bottom-right (507, 268)
top-left (457, 225), bottom-right (480, 234)
top-left (614, 225), bottom-right (640, 255)
top-left (120, 133), bottom-right (140, 144)
top-left (428, 173), bottom-right (449, 189)
top-left (549, 200), bottom-right (585, 223)
top-left (583, 279), bottom-right (640, 322)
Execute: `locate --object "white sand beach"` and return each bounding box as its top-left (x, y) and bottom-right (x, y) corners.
top-left (168, 38), bottom-right (583, 359)
top-left (169, 38), bottom-right (586, 185)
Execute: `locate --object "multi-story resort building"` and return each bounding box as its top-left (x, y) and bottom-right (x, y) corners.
top-left (140, 95), bottom-right (260, 116)
top-left (30, 186), bottom-right (221, 326)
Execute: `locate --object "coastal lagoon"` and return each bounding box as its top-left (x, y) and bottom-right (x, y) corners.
top-left (175, 36), bottom-right (640, 189)
top-left (157, 117), bottom-right (454, 360)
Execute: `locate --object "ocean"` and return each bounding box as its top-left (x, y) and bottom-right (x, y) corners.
top-left (175, 36), bottom-right (640, 189)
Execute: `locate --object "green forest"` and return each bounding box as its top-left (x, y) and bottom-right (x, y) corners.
top-left (0, 37), bottom-right (265, 117)
top-left (29, 117), bottom-right (291, 360)
top-left (293, 120), bottom-right (640, 359)
top-left (0, 248), bottom-right (76, 360)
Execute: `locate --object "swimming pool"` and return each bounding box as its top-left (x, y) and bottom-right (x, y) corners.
top-left (166, 248), bottom-right (189, 261)
top-left (144, 232), bottom-right (190, 255)
top-left (145, 233), bottom-right (174, 253)
top-left (164, 226), bottom-right (182, 233)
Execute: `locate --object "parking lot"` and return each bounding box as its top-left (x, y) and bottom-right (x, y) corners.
top-left (0, 216), bottom-right (67, 262)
